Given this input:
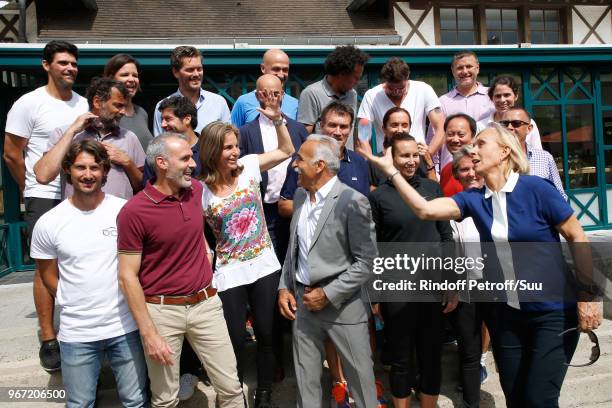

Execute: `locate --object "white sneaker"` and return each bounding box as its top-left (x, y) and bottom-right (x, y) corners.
top-left (178, 373), bottom-right (199, 401)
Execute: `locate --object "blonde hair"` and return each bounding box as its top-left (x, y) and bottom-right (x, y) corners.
top-left (476, 124), bottom-right (530, 176)
top-left (199, 121), bottom-right (244, 185)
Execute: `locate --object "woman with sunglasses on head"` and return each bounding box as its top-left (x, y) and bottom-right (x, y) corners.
top-left (357, 125), bottom-right (603, 408)
top-left (199, 88), bottom-right (294, 408)
top-left (478, 76), bottom-right (542, 150)
top-left (104, 54), bottom-right (154, 151)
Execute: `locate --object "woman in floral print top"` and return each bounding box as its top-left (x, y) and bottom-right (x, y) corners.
top-left (199, 83), bottom-right (294, 407)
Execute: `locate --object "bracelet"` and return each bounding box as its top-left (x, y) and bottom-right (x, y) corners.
top-left (387, 170), bottom-right (400, 182)
top-left (426, 164), bottom-right (436, 172)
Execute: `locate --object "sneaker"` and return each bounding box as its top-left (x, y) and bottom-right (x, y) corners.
top-left (480, 365), bottom-right (488, 384)
top-left (331, 381), bottom-right (351, 408)
top-left (178, 373), bottom-right (199, 401)
top-left (375, 380), bottom-right (388, 408)
top-left (39, 339), bottom-right (61, 373)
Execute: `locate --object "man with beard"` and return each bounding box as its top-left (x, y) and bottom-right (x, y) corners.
top-left (31, 140), bottom-right (148, 407)
top-left (3, 40), bottom-right (88, 373)
top-left (153, 46), bottom-right (230, 135)
top-left (35, 77), bottom-right (145, 200)
top-left (117, 133), bottom-right (243, 407)
top-left (231, 48), bottom-right (299, 127)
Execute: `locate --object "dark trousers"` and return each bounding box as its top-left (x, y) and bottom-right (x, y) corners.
top-left (450, 302), bottom-right (483, 408)
top-left (381, 302), bottom-right (444, 398)
top-left (484, 304), bottom-right (579, 408)
top-left (218, 271), bottom-right (280, 392)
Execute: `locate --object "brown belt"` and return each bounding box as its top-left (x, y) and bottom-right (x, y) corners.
top-left (145, 287), bottom-right (217, 305)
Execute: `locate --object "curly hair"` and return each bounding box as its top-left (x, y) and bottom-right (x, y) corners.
top-left (85, 77), bottom-right (129, 110)
top-left (324, 45), bottom-right (369, 76)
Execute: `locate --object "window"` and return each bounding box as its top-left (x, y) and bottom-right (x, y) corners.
top-left (485, 8), bottom-right (519, 44)
top-left (529, 9), bottom-right (561, 44)
top-left (439, 8), bottom-right (476, 45)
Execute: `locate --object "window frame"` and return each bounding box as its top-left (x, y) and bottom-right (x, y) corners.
top-left (433, 3), bottom-right (569, 45)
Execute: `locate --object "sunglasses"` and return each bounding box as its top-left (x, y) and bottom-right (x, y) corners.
top-left (558, 327), bottom-right (600, 367)
top-left (498, 120), bottom-right (530, 128)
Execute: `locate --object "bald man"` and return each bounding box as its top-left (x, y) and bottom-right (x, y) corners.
top-left (239, 74), bottom-right (307, 261)
top-left (231, 48), bottom-right (299, 127)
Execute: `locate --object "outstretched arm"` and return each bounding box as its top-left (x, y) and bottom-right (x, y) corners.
top-left (356, 140), bottom-right (461, 221)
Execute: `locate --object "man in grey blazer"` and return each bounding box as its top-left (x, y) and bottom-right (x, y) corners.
top-left (278, 134), bottom-right (378, 407)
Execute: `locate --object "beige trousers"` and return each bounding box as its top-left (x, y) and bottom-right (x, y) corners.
top-left (145, 294), bottom-right (244, 408)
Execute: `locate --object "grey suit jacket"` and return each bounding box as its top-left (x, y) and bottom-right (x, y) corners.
top-left (279, 179), bottom-right (377, 324)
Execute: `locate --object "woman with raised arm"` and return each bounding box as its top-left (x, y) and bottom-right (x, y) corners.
top-left (199, 88), bottom-right (294, 408)
top-left (357, 125), bottom-right (602, 408)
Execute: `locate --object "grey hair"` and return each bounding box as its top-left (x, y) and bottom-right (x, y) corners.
top-left (145, 132), bottom-right (188, 168)
top-left (307, 134), bottom-right (341, 174)
top-left (451, 145), bottom-right (475, 179)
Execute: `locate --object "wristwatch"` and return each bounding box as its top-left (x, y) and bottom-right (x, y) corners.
top-left (272, 117), bottom-right (284, 127)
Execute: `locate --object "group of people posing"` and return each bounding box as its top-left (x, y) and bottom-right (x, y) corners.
top-left (2, 40), bottom-right (603, 408)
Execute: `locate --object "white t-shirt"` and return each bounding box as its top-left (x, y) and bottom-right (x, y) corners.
top-left (357, 81), bottom-right (441, 152)
top-left (202, 154), bottom-right (281, 292)
top-left (477, 113), bottom-right (542, 150)
top-left (5, 87), bottom-right (88, 199)
top-left (30, 194), bottom-right (137, 342)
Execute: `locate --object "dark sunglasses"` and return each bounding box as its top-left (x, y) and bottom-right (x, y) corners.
top-left (498, 120), bottom-right (530, 128)
top-left (558, 327), bottom-right (600, 367)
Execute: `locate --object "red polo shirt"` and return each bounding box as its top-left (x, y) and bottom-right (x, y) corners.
top-left (439, 162), bottom-right (464, 197)
top-left (117, 180), bottom-right (212, 296)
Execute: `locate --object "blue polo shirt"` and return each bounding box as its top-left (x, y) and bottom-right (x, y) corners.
top-left (452, 172), bottom-right (575, 311)
top-left (280, 149), bottom-right (370, 199)
top-left (230, 90), bottom-right (299, 127)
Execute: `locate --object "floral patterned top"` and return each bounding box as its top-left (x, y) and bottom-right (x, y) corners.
top-left (201, 154), bottom-right (281, 291)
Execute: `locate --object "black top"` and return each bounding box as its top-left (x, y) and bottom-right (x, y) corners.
top-left (368, 175), bottom-right (453, 243)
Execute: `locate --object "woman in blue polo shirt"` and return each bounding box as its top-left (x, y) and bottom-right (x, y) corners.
top-left (357, 125), bottom-right (602, 408)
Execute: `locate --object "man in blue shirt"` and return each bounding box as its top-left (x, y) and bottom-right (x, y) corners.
top-left (279, 101), bottom-right (369, 218)
top-left (231, 48), bottom-right (299, 127)
top-left (153, 46), bottom-right (230, 135)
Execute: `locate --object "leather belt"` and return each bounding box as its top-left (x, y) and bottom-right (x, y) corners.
top-left (145, 287), bottom-right (217, 305)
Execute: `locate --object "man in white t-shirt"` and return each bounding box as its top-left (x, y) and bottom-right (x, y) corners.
top-left (2, 40), bottom-right (88, 373)
top-left (357, 57), bottom-right (445, 155)
top-left (30, 140), bottom-right (148, 407)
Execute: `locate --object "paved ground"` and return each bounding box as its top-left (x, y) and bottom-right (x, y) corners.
top-left (1, 230), bottom-right (611, 406)
top-left (0, 280), bottom-right (610, 407)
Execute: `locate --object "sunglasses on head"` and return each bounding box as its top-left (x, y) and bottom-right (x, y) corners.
top-left (498, 120), bottom-right (530, 128)
top-left (558, 327), bottom-right (600, 367)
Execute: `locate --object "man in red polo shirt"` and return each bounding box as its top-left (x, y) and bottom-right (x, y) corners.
top-left (117, 133), bottom-right (243, 407)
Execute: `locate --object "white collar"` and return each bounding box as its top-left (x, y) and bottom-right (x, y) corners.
top-left (309, 176), bottom-right (338, 204)
top-left (484, 171), bottom-right (519, 199)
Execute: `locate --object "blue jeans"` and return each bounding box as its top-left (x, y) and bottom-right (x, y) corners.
top-left (60, 330), bottom-right (149, 408)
